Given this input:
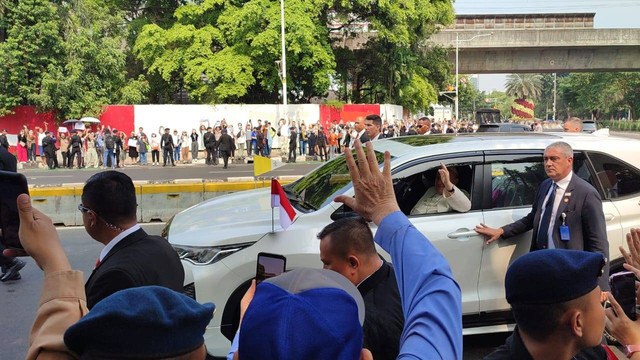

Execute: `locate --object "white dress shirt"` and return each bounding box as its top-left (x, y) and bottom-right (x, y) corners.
top-left (99, 224), bottom-right (141, 262)
top-left (538, 172), bottom-right (573, 249)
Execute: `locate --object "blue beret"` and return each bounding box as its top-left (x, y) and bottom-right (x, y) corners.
top-left (506, 249), bottom-right (605, 305)
top-left (239, 268), bottom-right (364, 360)
top-left (64, 286), bottom-right (214, 358)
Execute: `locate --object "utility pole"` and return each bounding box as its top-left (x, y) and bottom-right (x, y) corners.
top-left (455, 33), bottom-right (459, 123)
top-left (280, 0), bottom-right (287, 122)
top-left (553, 73), bottom-right (557, 122)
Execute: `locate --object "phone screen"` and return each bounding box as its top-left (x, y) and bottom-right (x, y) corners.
top-left (610, 271), bottom-right (636, 321)
top-left (256, 252), bottom-right (286, 283)
top-left (0, 171), bottom-right (29, 249)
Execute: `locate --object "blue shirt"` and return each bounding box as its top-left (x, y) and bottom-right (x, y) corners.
top-left (227, 211), bottom-right (462, 360)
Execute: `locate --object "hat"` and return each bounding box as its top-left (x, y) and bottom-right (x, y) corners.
top-left (506, 249), bottom-right (605, 305)
top-left (239, 268), bottom-right (364, 360)
top-left (222, 128), bottom-right (227, 133)
top-left (64, 286), bottom-right (215, 359)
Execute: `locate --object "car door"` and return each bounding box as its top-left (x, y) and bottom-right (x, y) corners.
top-left (587, 151), bottom-right (640, 263)
top-left (388, 153), bottom-right (485, 315)
top-left (478, 150), bottom-right (616, 313)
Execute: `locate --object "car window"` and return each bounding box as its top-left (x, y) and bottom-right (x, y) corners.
top-left (283, 150), bottom-right (387, 211)
top-left (394, 161), bottom-right (477, 216)
top-left (588, 152), bottom-right (640, 199)
top-left (490, 158), bottom-right (546, 208)
top-left (489, 152), bottom-right (595, 209)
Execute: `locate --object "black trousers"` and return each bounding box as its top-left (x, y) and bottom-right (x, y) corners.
top-left (206, 147), bottom-right (215, 165)
top-left (163, 148), bottom-right (174, 165)
top-left (71, 148), bottom-right (81, 168)
top-left (288, 146), bottom-right (297, 162)
top-left (115, 150), bottom-right (121, 167)
top-left (45, 152), bottom-right (56, 169)
top-left (221, 150), bottom-right (230, 167)
top-left (62, 151), bottom-right (69, 168)
top-left (152, 150), bottom-right (159, 163)
top-left (317, 145), bottom-right (327, 161)
top-left (308, 141), bottom-right (315, 156)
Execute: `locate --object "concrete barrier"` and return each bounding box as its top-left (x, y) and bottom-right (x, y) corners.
top-left (28, 176), bottom-right (301, 226)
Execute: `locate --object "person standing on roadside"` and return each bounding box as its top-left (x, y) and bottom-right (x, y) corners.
top-left (113, 130), bottom-right (123, 168)
top-left (95, 126), bottom-right (105, 167)
top-left (102, 129), bottom-right (116, 169)
top-left (218, 129), bottom-right (235, 169)
top-left (150, 133), bottom-right (160, 166)
top-left (236, 124), bottom-right (246, 158)
top-left (190, 129), bottom-right (199, 161)
top-left (160, 128), bottom-right (175, 167)
top-left (203, 127), bottom-right (214, 165)
top-left (128, 132), bottom-right (138, 165)
top-left (180, 131), bottom-right (190, 164)
top-left (70, 130), bottom-right (83, 169)
top-left (85, 132), bottom-right (99, 169)
top-left (317, 126), bottom-right (328, 162)
top-left (308, 125), bottom-right (316, 157)
top-left (138, 134), bottom-right (149, 166)
top-left (288, 125), bottom-right (298, 163)
top-left (59, 131), bottom-right (70, 168)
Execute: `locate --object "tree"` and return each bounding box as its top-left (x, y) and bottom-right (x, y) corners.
top-left (505, 74), bottom-right (543, 100)
top-left (0, 0), bottom-right (65, 117)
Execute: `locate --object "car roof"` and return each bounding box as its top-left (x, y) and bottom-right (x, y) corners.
top-left (373, 133), bottom-right (640, 167)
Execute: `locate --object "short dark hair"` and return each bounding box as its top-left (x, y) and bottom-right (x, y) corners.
top-left (82, 171), bottom-right (137, 226)
top-left (317, 218), bottom-right (376, 259)
top-left (511, 302), bottom-right (567, 341)
top-left (365, 115), bottom-right (382, 128)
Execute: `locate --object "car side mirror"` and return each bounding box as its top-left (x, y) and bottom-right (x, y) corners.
top-left (330, 204), bottom-right (363, 221)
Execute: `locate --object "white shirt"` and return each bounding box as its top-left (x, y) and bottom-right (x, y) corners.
top-left (38, 133), bottom-right (46, 145)
top-left (372, 133), bottom-right (381, 141)
top-left (538, 172), bottom-right (573, 249)
top-left (99, 224), bottom-right (141, 262)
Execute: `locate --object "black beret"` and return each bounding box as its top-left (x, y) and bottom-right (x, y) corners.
top-left (64, 286), bottom-right (215, 358)
top-left (506, 249), bottom-right (605, 305)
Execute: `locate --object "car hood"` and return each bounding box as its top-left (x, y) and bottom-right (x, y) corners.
top-left (168, 188), bottom-right (280, 247)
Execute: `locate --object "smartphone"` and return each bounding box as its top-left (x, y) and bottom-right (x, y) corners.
top-left (610, 271), bottom-right (637, 321)
top-left (0, 171), bottom-right (29, 249)
top-left (256, 252), bottom-right (286, 283)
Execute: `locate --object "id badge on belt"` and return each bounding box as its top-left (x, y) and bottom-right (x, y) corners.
top-left (559, 212), bottom-right (570, 241)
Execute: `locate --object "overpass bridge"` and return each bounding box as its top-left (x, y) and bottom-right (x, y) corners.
top-left (334, 13), bottom-right (640, 73)
top-left (429, 28), bottom-right (640, 74)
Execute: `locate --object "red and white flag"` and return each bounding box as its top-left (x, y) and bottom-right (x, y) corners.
top-left (271, 179), bottom-right (296, 230)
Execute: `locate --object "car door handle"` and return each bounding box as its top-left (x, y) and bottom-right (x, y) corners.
top-left (447, 230), bottom-right (479, 239)
top-left (604, 213), bottom-right (616, 222)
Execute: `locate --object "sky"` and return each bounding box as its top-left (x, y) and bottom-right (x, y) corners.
top-left (453, 0), bottom-right (640, 92)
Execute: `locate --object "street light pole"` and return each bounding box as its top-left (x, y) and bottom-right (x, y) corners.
top-left (553, 73), bottom-right (557, 122)
top-left (280, 0), bottom-right (287, 122)
top-left (453, 32), bottom-right (492, 123)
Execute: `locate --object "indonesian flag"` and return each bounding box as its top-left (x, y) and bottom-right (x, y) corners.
top-left (271, 179), bottom-right (296, 230)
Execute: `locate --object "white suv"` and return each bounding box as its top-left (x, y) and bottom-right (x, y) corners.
top-left (165, 133), bottom-right (640, 358)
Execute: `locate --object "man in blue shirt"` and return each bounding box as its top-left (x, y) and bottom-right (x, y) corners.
top-left (227, 140), bottom-right (462, 360)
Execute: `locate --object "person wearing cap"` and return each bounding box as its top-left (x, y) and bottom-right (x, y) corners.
top-left (160, 127), bottom-right (175, 166)
top-left (218, 128), bottom-right (235, 169)
top-left (475, 141), bottom-right (609, 290)
top-left (318, 217), bottom-right (404, 360)
top-left (227, 140), bottom-right (462, 360)
top-left (484, 249), bottom-right (610, 360)
top-left (1, 193), bottom-right (212, 360)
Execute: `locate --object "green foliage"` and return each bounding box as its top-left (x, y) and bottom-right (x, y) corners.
top-left (325, 99), bottom-right (345, 109)
top-left (558, 72), bottom-right (640, 121)
top-left (0, 0), bottom-right (65, 117)
top-left (118, 75), bottom-right (150, 104)
top-left (505, 74), bottom-right (543, 100)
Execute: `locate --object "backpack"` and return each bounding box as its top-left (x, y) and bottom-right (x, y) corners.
top-left (104, 134), bottom-right (115, 149)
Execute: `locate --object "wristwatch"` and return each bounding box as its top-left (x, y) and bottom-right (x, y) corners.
top-left (624, 345), bottom-right (640, 357)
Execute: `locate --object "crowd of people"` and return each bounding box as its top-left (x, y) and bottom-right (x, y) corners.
top-left (1, 124), bottom-right (640, 359)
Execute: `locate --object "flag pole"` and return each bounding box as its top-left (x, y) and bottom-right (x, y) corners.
top-left (271, 177), bottom-right (275, 233)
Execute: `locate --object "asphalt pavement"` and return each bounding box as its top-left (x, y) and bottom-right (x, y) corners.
top-left (0, 224), bottom-right (509, 359)
top-left (19, 162), bottom-right (320, 186)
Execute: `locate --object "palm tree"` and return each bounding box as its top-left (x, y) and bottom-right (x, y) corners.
top-left (505, 74), bottom-right (543, 100)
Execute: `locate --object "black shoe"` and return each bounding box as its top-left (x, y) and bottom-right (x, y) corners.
top-left (1, 259), bottom-right (25, 282)
top-left (3, 272), bottom-right (21, 281)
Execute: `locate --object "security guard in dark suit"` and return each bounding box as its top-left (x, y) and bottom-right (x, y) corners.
top-left (69, 130), bottom-right (83, 168)
top-left (476, 141), bottom-right (609, 290)
top-left (160, 128), bottom-right (175, 166)
top-left (42, 132), bottom-right (58, 169)
top-left (217, 129), bottom-right (235, 169)
top-left (203, 127), bottom-right (215, 165)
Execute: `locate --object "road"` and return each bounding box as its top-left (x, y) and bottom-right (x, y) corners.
top-left (19, 163), bottom-right (320, 186)
top-left (0, 224), bottom-right (510, 359)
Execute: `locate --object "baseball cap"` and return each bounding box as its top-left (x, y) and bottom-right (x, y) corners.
top-left (239, 268), bottom-right (365, 360)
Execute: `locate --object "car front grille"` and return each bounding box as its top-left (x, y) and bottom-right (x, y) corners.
top-left (183, 282), bottom-right (196, 300)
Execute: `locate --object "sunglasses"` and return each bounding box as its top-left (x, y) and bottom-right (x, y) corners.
top-left (78, 204), bottom-right (92, 213)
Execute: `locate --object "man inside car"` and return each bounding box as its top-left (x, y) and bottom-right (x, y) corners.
top-left (411, 163), bottom-right (471, 215)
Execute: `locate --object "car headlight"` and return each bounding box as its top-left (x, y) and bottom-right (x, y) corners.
top-left (172, 243), bottom-right (255, 266)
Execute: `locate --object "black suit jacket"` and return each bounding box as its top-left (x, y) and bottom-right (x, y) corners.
top-left (218, 134), bottom-right (234, 152)
top-left (502, 174), bottom-right (609, 289)
top-left (85, 228), bottom-right (185, 309)
top-left (0, 134), bottom-right (9, 149)
top-left (359, 132), bottom-right (370, 143)
top-left (160, 133), bottom-right (174, 150)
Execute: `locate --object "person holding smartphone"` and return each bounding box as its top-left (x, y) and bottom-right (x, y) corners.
top-left (0, 154), bottom-right (26, 282)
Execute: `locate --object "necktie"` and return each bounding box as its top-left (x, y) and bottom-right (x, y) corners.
top-left (94, 258), bottom-right (101, 269)
top-left (536, 184), bottom-right (557, 249)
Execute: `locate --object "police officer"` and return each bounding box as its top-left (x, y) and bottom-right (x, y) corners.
top-left (160, 128), bottom-right (175, 166)
top-left (485, 250), bottom-right (609, 360)
top-left (42, 132), bottom-right (58, 169)
top-left (203, 127), bottom-right (214, 165)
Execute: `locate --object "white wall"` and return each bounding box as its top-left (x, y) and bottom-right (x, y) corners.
top-left (134, 104), bottom-right (320, 135)
top-left (380, 104), bottom-right (404, 124)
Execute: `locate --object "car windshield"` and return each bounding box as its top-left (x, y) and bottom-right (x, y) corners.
top-left (282, 150), bottom-right (387, 211)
